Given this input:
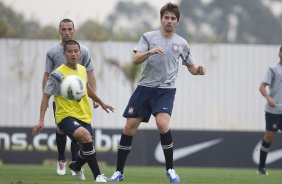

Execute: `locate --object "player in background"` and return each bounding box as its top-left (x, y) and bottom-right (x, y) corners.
top-left (258, 46), bottom-right (282, 175)
top-left (33, 39), bottom-right (114, 182)
top-left (42, 18), bottom-right (99, 176)
top-left (108, 2), bottom-right (205, 183)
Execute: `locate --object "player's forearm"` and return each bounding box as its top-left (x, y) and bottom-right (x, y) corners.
top-left (133, 52), bottom-right (151, 65)
top-left (187, 64), bottom-right (198, 75)
top-left (87, 85), bottom-right (103, 105)
top-left (87, 71), bottom-right (97, 92)
top-left (259, 83), bottom-right (271, 100)
top-left (39, 94), bottom-right (50, 122)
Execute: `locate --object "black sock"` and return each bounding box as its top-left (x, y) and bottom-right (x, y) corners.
top-left (56, 132), bottom-right (66, 161)
top-left (73, 150), bottom-right (87, 171)
top-left (71, 141), bottom-right (80, 162)
top-left (116, 133), bottom-right (133, 173)
top-left (259, 140), bottom-right (271, 169)
top-left (160, 130), bottom-right (173, 171)
top-left (82, 142), bottom-right (101, 179)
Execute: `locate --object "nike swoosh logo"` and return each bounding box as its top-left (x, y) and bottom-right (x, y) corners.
top-left (154, 138), bottom-right (223, 163)
top-left (252, 141), bottom-right (282, 164)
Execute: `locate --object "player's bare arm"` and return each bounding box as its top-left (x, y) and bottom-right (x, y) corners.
top-left (187, 64), bottom-right (206, 75)
top-left (42, 72), bottom-right (49, 92)
top-left (259, 83), bottom-right (276, 107)
top-left (133, 46), bottom-right (165, 65)
top-left (32, 93), bottom-right (51, 136)
top-left (87, 84), bottom-right (114, 113)
top-left (87, 71), bottom-right (99, 108)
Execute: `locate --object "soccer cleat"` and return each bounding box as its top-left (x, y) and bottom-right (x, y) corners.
top-left (69, 161), bottom-right (85, 180)
top-left (74, 169), bottom-right (85, 181)
top-left (70, 169), bottom-right (76, 176)
top-left (166, 168), bottom-right (180, 183)
top-left (258, 168), bottom-right (269, 175)
top-left (95, 174), bottom-right (108, 182)
top-left (56, 160), bottom-right (66, 175)
top-left (69, 161), bottom-right (76, 176)
top-left (107, 171), bottom-right (124, 182)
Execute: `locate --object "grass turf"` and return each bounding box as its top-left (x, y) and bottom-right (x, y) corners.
top-left (0, 164), bottom-right (281, 184)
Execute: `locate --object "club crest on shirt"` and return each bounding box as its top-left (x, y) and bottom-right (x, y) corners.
top-left (128, 107), bottom-right (134, 114)
top-left (172, 43), bottom-right (180, 53)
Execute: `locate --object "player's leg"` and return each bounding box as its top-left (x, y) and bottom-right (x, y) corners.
top-left (53, 102), bottom-right (67, 175)
top-left (58, 117), bottom-right (104, 181)
top-left (108, 86), bottom-right (151, 182)
top-left (69, 140), bottom-right (80, 175)
top-left (56, 127), bottom-right (67, 175)
top-left (156, 113), bottom-right (179, 183)
top-left (108, 118), bottom-right (142, 182)
top-left (154, 88), bottom-right (179, 183)
top-left (258, 112), bottom-right (278, 175)
top-left (73, 126), bottom-right (106, 182)
top-left (258, 130), bottom-right (275, 175)
top-left (156, 113), bottom-right (173, 170)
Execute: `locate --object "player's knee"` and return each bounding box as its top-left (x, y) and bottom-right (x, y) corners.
top-left (263, 131), bottom-right (275, 142)
top-left (156, 122), bottom-right (169, 133)
top-left (123, 123), bottom-right (138, 135)
top-left (73, 127), bottom-right (92, 143)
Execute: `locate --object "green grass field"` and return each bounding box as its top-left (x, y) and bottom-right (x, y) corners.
top-left (0, 164), bottom-right (281, 184)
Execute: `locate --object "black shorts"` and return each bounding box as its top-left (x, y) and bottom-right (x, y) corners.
top-left (123, 85), bottom-right (176, 122)
top-left (265, 112), bottom-right (282, 132)
top-left (57, 117), bottom-right (93, 141)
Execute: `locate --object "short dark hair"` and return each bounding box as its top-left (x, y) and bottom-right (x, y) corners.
top-left (59, 18), bottom-right (74, 29)
top-left (160, 2), bottom-right (180, 21)
top-left (63, 39), bottom-right (80, 52)
top-left (280, 46), bottom-right (282, 52)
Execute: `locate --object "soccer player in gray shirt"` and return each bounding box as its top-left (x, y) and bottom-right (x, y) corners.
top-left (42, 19), bottom-right (98, 176)
top-left (258, 46), bottom-right (282, 175)
top-left (108, 2), bottom-right (205, 183)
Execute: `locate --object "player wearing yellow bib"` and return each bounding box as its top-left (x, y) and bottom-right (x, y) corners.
top-left (33, 40), bottom-right (114, 182)
top-left (55, 64), bottom-right (92, 124)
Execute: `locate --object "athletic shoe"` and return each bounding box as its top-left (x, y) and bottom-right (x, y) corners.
top-left (95, 174), bottom-right (107, 182)
top-left (107, 171), bottom-right (124, 182)
top-left (166, 168), bottom-right (180, 183)
top-left (69, 161), bottom-right (85, 180)
top-left (69, 161), bottom-right (76, 176)
top-left (70, 169), bottom-right (76, 176)
top-left (258, 168), bottom-right (269, 175)
top-left (56, 160), bottom-right (66, 175)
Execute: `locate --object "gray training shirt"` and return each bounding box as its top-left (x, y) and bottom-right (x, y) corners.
top-left (262, 62), bottom-right (282, 114)
top-left (133, 30), bottom-right (194, 88)
top-left (45, 43), bottom-right (94, 74)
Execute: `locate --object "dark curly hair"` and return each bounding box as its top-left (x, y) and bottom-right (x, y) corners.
top-left (160, 2), bottom-right (180, 21)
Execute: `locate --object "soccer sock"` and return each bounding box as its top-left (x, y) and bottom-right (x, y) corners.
top-left (116, 133), bottom-right (133, 173)
top-left (160, 130), bottom-right (174, 171)
top-left (71, 141), bottom-right (80, 162)
top-left (56, 132), bottom-right (66, 161)
top-left (259, 140), bottom-right (271, 169)
top-left (82, 142), bottom-right (101, 179)
top-left (72, 150), bottom-right (87, 171)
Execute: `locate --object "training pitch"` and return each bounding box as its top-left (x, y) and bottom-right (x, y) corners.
top-left (0, 164), bottom-right (281, 184)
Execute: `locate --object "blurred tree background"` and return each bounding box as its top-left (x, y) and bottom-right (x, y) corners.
top-left (1, 0), bottom-right (282, 44)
